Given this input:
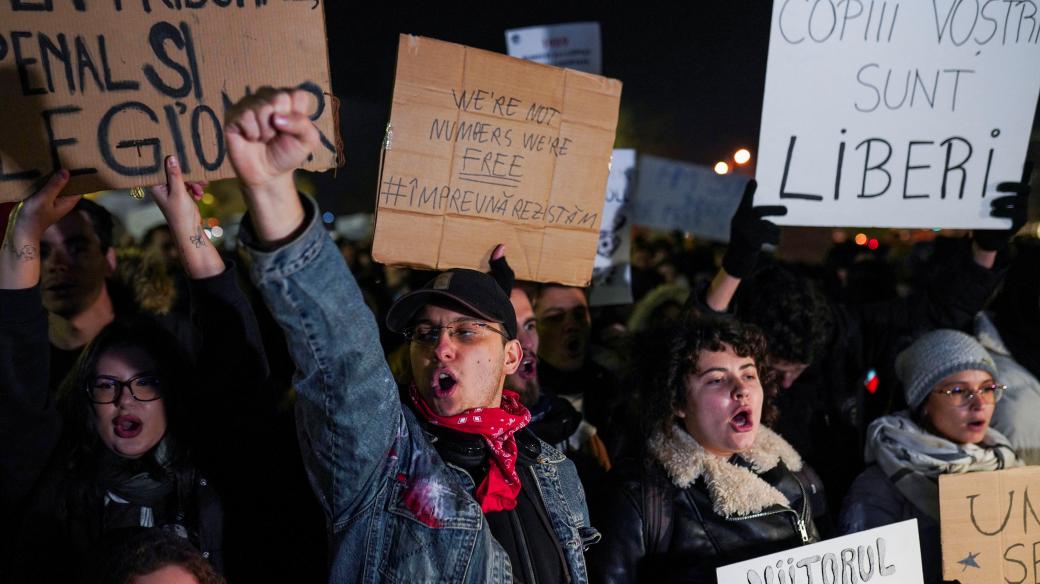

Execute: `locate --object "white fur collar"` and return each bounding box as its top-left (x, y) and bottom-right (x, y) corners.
top-left (647, 424), bottom-right (803, 517)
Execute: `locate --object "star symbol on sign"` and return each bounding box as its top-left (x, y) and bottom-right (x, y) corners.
top-left (958, 552), bottom-right (981, 571)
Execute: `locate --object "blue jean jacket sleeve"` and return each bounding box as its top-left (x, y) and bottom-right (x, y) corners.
top-left (240, 195), bottom-right (401, 527)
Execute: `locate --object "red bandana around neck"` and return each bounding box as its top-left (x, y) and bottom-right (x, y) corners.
top-left (409, 384), bottom-right (532, 512)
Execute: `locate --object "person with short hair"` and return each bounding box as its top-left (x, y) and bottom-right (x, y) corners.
top-left (534, 283), bottom-right (622, 451)
top-left (590, 317), bottom-right (823, 583)
top-left (224, 87), bottom-right (598, 583)
top-left (838, 329), bottom-right (1021, 584)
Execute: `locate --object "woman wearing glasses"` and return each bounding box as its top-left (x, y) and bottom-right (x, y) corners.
top-left (1, 158), bottom-right (265, 581)
top-left (839, 329), bottom-right (1020, 584)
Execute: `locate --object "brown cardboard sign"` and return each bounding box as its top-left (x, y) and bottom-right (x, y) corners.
top-left (939, 466), bottom-right (1040, 583)
top-left (0, 1), bottom-right (339, 203)
top-left (372, 34), bottom-right (621, 286)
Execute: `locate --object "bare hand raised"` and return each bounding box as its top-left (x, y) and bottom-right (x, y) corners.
top-left (6, 170), bottom-right (77, 241)
top-left (225, 87), bottom-right (319, 191)
top-left (225, 88), bottom-right (316, 243)
top-left (148, 155), bottom-right (223, 278)
top-left (1, 170), bottom-right (77, 289)
top-left (149, 155), bottom-right (207, 231)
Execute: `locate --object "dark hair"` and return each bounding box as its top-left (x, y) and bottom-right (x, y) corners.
top-left (532, 282), bottom-right (589, 308)
top-left (141, 223), bottom-right (172, 249)
top-left (84, 527), bottom-right (224, 584)
top-left (634, 316), bottom-right (779, 437)
top-left (59, 319), bottom-right (196, 475)
top-left (734, 262), bottom-right (833, 366)
top-left (73, 198), bottom-right (115, 252)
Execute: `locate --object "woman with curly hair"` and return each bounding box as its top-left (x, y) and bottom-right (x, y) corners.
top-left (85, 527), bottom-right (226, 584)
top-left (589, 316), bottom-right (825, 583)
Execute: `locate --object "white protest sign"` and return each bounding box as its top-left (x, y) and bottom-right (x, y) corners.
top-left (631, 154), bottom-right (747, 242)
top-left (505, 22), bottom-right (602, 74)
top-left (754, 1), bottom-right (1040, 229)
top-left (590, 149), bottom-right (635, 306)
top-left (717, 519), bottom-right (923, 584)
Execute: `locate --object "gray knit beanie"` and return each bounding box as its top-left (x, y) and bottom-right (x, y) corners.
top-left (896, 329), bottom-right (998, 410)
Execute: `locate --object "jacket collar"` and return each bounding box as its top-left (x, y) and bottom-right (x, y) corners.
top-left (647, 424), bottom-right (803, 517)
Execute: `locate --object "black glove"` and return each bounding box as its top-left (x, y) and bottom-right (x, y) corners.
top-left (489, 250), bottom-right (515, 293)
top-left (721, 180), bottom-right (788, 278)
top-left (974, 161), bottom-right (1032, 252)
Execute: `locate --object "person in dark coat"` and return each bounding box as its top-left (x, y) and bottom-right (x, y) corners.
top-left (839, 329), bottom-right (1021, 584)
top-left (590, 317), bottom-right (824, 584)
top-left (1, 160), bottom-right (267, 582)
top-left (697, 176), bottom-right (1029, 512)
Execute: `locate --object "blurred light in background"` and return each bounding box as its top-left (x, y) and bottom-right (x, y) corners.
top-left (733, 149), bottom-right (751, 165)
top-left (714, 161), bottom-right (730, 175)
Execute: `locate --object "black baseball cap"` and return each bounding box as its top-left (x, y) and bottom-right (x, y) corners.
top-left (386, 269), bottom-right (517, 339)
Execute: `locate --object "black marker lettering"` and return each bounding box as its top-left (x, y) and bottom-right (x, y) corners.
top-left (43, 105), bottom-right (96, 177)
top-left (12, 31), bottom-right (46, 96)
top-left (98, 101), bottom-right (161, 176)
top-left (902, 140), bottom-right (933, 199)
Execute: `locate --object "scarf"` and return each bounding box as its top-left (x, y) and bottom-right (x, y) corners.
top-left (96, 440), bottom-right (177, 531)
top-left (866, 412), bottom-right (1021, 520)
top-left (409, 384), bottom-right (531, 512)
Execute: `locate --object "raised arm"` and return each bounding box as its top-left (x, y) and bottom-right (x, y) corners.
top-left (225, 88), bottom-right (402, 525)
top-left (149, 156), bottom-right (272, 423)
top-left (0, 171), bottom-right (77, 290)
top-left (703, 180), bottom-right (786, 312)
top-left (148, 155), bottom-right (223, 279)
top-left (971, 160), bottom-right (1032, 269)
top-left (0, 171), bottom-right (77, 510)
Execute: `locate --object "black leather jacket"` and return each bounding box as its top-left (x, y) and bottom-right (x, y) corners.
top-left (590, 451), bottom-right (823, 583)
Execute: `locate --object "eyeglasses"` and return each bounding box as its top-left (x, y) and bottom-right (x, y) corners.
top-left (86, 373), bottom-right (162, 404)
top-left (933, 383), bottom-right (1006, 407)
top-left (403, 321), bottom-right (508, 346)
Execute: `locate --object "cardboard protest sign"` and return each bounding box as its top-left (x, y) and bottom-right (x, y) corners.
top-left (589, 149), bottom-right (634, 306)
top-left (372, 35), bottom-right (622, 286)
top-left (631, 154), bottom-right (747, 242)
top-left (505, 21), bottom-right (602, 75)
top-left (939, 466), bottom-right (1040, 584)
top-left (0, 1), bottom-right (339, 202)
top-left (754, 1), bottom-right (1040, 229)
top-left (717, 519), bottom-right (923, 583)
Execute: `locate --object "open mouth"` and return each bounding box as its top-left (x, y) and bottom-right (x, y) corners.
top-left (564, 338), bottom-right (584, 359)
top-left (431, 369), bottom-right (458, 397)
top-left (518, 356), bottom-right (538, 381)
top-left (967, 420), bottom-right (988, 431)
top-left (113, 415), bottom-right (143, 439)
top-left (729, 408), bottom-right (755, 433)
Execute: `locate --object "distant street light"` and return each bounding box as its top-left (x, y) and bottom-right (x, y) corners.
top-left (734, 148), bottom-right (752, 165)
top-left (714, 161), bottom-right (730, 175)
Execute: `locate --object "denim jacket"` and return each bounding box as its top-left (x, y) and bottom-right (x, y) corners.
top-left (241, 196), bottom-right (598, 583)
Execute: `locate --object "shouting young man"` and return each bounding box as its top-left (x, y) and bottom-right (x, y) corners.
top-left (225, 87), bottom-right (598, 583)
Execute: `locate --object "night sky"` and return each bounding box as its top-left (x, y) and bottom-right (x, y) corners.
top-left (315, 2), bottom-right (773, 215)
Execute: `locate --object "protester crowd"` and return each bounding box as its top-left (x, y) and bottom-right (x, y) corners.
top-left (1, 87), bottom-right (1036, 584)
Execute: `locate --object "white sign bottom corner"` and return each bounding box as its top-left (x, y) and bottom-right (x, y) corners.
top-left (716, 519), bottom-right (923, 584)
